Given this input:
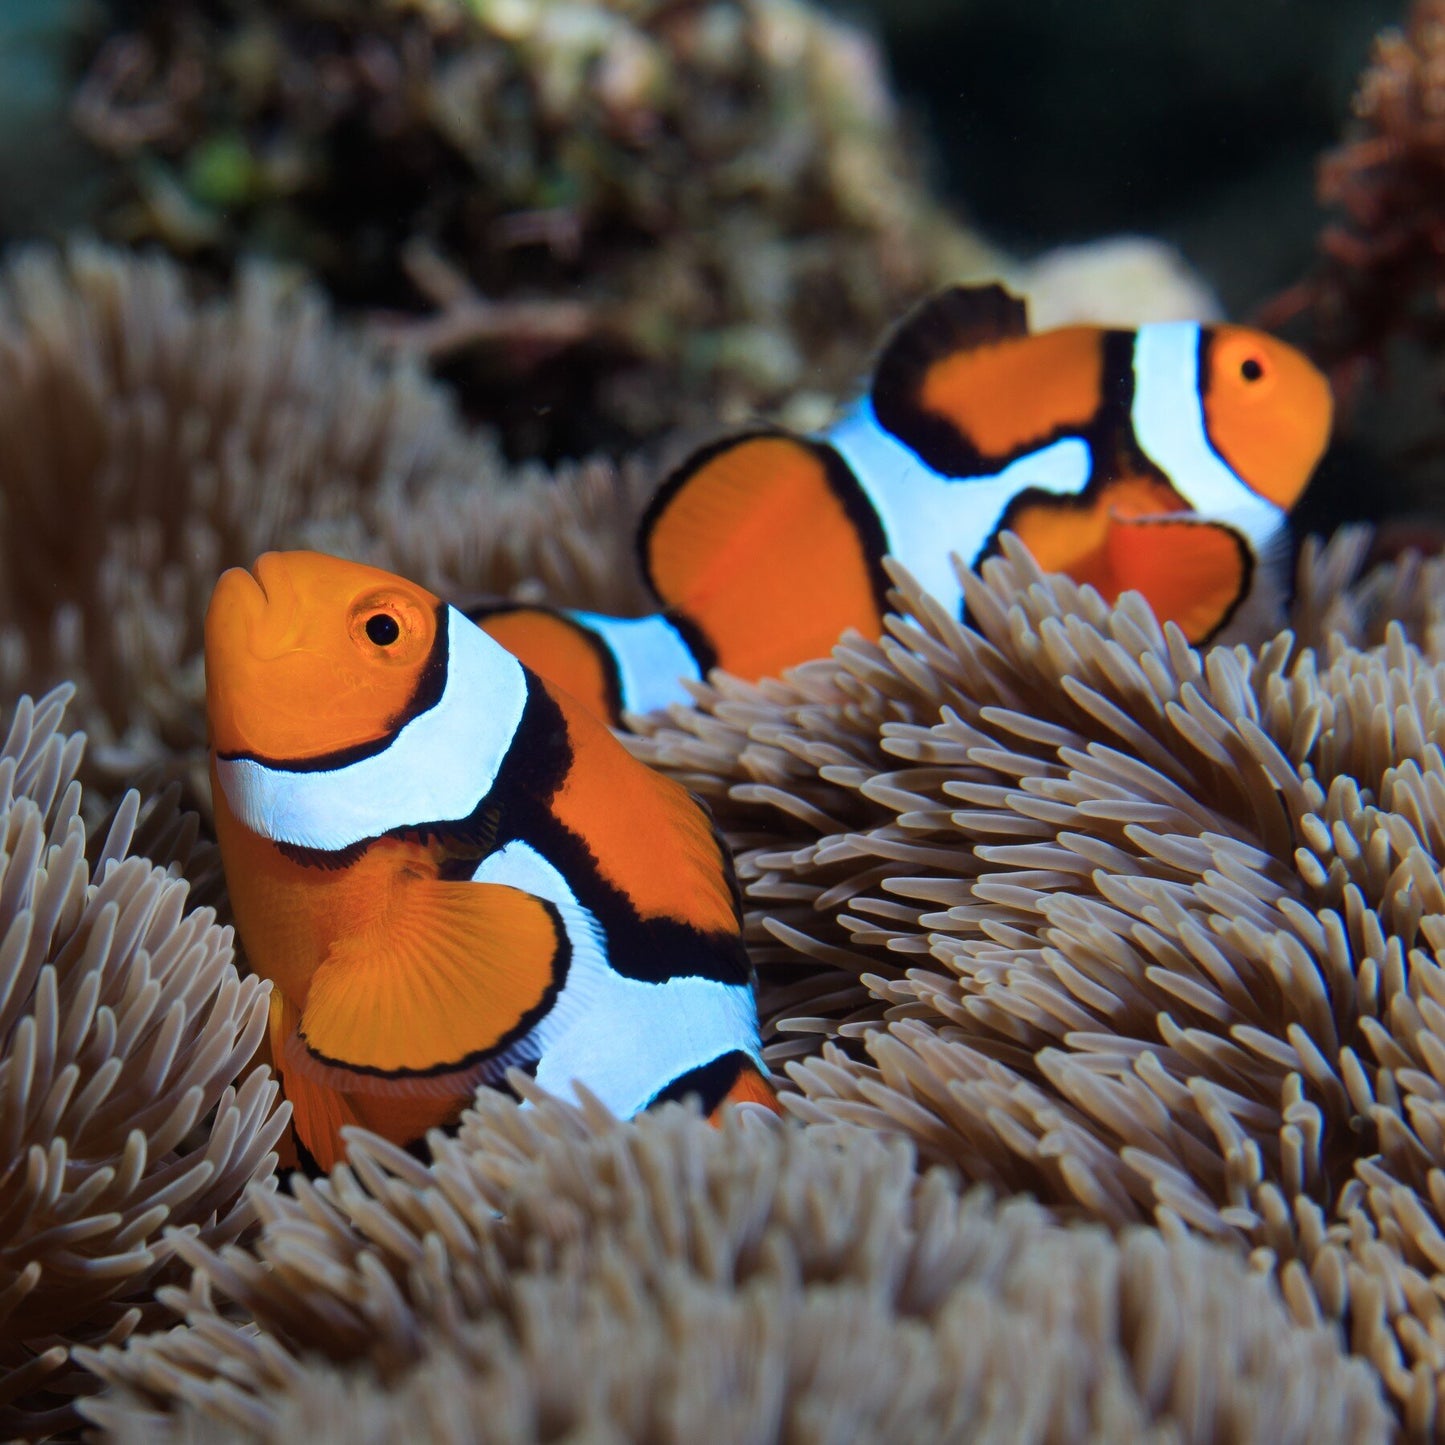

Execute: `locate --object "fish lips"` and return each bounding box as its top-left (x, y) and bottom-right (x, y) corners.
top-left (204, 559), bottom-right (311, 756)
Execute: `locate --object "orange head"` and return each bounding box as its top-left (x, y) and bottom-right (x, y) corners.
top-left (205, 551), bottom-right (443, 763)
top-left (1200, 326), bottom-right (1334, 511)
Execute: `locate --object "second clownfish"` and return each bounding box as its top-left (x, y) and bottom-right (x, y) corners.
top-left (205, 551), bottom-right (776, 1171)
top-left (476, 283), bottom-right (1333, 725)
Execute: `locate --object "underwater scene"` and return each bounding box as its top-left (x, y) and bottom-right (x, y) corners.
top-left (7, 0), bottom-right (1445, 1439)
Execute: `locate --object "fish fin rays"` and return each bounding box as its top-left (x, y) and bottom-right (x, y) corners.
top-left (296, 880), bottom-right (567, 1087)
top-left (1102, 514), bottom-right (1252, 643)
top-left (638, 433), bottom-right (888, 680)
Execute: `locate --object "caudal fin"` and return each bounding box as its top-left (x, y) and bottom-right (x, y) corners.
top-left (639, 431), bottom-right (890, 681)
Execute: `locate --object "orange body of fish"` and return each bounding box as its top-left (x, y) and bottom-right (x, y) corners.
top-left (474, 283), bottom-right (1334, 724)
top-left (205, 551), bottom-right (777, 1170)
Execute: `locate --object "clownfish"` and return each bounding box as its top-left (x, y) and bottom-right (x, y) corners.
top-left (476, 283), bottom-right (1333, 725)
top-left (204, 551), bottom-right (776, 1171)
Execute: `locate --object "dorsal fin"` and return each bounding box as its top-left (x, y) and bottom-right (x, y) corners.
top-left (870, 284), bottom-right (1115, 478)
top-left (874, 284), bottom-right (1030, 406)
top-left (872, 285), bottom-right (1034, 476)
top-left (636, 431), bottom-right (890, 682)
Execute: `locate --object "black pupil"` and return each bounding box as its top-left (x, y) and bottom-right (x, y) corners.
top-left (1240, 357), bottom-right (1264, 382)
top-left (365, 613), bottom-right (400, 646)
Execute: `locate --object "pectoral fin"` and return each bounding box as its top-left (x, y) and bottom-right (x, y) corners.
top-left (1104, 515), bottom-right (1252, 642)
top-left (297, 879), bottom-right (569, 1086)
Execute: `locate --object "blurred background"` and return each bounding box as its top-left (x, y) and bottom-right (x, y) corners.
top-left (0, 0), bottom-right (1430, 534)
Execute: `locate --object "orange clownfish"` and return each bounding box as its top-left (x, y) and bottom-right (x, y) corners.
top-left (204, 551), bottom-right (776, 1171)
top-left (476, 283), bottom-right (1333, 725)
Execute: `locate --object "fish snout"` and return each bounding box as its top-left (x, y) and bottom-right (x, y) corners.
top-left (212, 554), bottom-right (309, 661)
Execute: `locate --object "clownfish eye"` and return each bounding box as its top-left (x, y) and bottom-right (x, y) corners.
top-left (1240, 357), bottom-right (1265, 382)
top-left (365, 612), bottom-right (401, 646)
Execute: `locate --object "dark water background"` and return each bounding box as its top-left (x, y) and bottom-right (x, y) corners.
top-left (850, 0), bottom-right (1393, 315)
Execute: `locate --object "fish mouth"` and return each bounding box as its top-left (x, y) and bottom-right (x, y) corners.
top-left (252, 551), bottom-right (296, 608)
top-left (209, 555), bottom-right (304, 662)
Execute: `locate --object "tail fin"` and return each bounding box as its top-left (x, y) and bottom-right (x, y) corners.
top-left (639, 431), bottom-right (890, 680)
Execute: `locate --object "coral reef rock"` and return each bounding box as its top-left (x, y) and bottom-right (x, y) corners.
top-left (1016, 236), bottom-right (1224, 330)
top-left (81, 1087), bottom-right (1387, 1444)
top-left (0, 686), bottom-right (287, 1436)
top-left (630, 533), bottom-right (1445, 1437)
top-left (1264, 0), bottom-right (1445, 519)
top-left (69, 0), bottom-right (990, 457)
top-left (1281, 0), bottom-right (1445, 377)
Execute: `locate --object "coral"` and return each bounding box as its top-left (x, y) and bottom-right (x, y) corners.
top-left (629, 535), bottom-right (1445, 1436)
top-left (67, 0), bottom-right (989, 458)
top-left (0, 242), bottom-right (647, 826)
top-left (1266, 0), bottom-right (1445, 402)
top-left (80, 1086), bottom-right (1387, 1443)
top-left (0, 686), bottom-right (287, 1436)
top-left (1014, 236), bottom-right (1223, 330)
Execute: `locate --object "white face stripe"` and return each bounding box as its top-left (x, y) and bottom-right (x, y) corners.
top-left (216, 606), bottom-right (527, 851)
top-left (472, 841), bottom-right (763, 1119)
top-left (1130, 323), bottom-right (1284, 555)
top-left (829, 399), bottom-right (1093, 618)
top-left (564, 609), bottom-right (703, 714)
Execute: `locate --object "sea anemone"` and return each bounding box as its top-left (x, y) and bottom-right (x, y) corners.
top-left (0, 242), bottom-right (647, 826)
top-left (6, 240), bottom-right (1441, 1439)
top-left (629, 535), bottom-right (1445, 1435)
top-left (0, 686), bottom-right (287, 1435)
top-left (79, 1085), bottom-right (1387, 1443)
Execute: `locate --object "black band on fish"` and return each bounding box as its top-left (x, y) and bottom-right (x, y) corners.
top-left (647, 1049), bottom-right (754, 1114)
